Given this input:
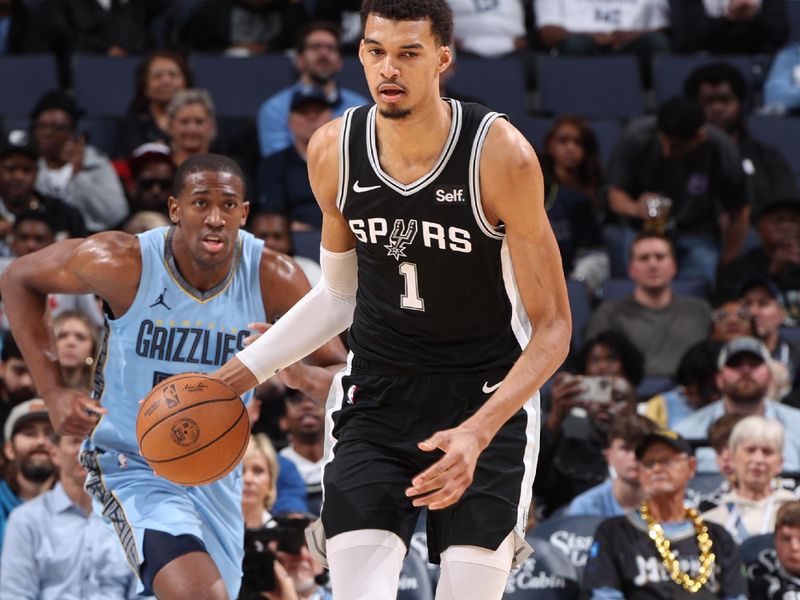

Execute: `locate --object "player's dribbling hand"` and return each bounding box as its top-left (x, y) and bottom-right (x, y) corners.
top-left (406, 426), bottom-right (483, 510)
top-left (47, 387), bottom-right (107, 436)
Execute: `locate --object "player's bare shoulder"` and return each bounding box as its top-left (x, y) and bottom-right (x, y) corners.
top-left (482, 117), bottom-right (540, 175)
top-left (307, 116), bottom-right (346, 212)
top-left (257, 244), bottom-right (313, 317)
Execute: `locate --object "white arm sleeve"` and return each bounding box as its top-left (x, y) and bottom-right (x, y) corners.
top-left (236, 246), bottom-right (357, 383)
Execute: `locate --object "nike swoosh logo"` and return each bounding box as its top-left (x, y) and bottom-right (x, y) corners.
top-left (482, 380), bottom-right (503, 394)
top-left (353, 180), bottom-right (381, 193)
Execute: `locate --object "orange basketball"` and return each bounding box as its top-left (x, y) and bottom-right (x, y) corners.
top-left (136, 373), bottom-right (250, 486)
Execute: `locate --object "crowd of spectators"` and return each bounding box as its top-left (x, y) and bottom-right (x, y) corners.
top-left (3, 0), bottom-right (800, 598)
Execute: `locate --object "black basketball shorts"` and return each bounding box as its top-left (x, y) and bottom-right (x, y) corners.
top-left (319, 357), bottom-right (540, 564)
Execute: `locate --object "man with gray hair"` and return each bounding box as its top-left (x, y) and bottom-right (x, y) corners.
top-left (702, 416), bottom-right (796, 543)
top-left (675, 337), bottom-right (800, 472)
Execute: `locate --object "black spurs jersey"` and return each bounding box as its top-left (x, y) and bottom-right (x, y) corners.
top-left (337, 99), bottom-right (528, 373)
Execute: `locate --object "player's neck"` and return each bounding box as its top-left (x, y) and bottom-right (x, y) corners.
top-left (170, 228), bottom-right (232, 292)
top-left (613, 477), bottom-right (644, 511)
top-left (646, 493), bottom-right (687, 523)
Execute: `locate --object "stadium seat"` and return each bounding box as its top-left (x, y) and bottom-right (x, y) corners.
top-left (0, 55), bottom-right (59, 117)
top-left (398, 550), bottom-right (434, 600)
top-left (72, 54), bottom-right (140, 117)
top-left (514, 117), bottom-right (621, 166)
top-left (652, 55), bottom-right (754, 106)
top-left (781, 326), bottom-right (800, 345)
top-left (790, 0), bottom-right (800, 43)
top-left (339, 55), bottom-right (371, 102)
top-left (504, 537), bottom-right (580, 598)
top-left (687, 472), bottom-right (724, 496)
top-left (292, 230), bottom-right (322, 263)
top-left (636, 376), bottom-right (673, 399)
top-left (80, 116), bottom-right (121, 157)
top-left (748, 117), bottom-right (800, 181)
top-left (602, 278), bottom-right (710, 300)
top-left (530, 515), bottom-right (604, 581)
top-left (448, 55), bottom-right (528, 121)
top-left (537, 55), bottom-right (643, 119)
top-left (192, 54), bottom-right (296, 118)
top-left (567, 280), bottom-right (591, 351)
top-left (739, 533), bottom-right (776, 568)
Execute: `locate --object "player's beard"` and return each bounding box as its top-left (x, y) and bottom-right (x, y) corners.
top-left (379, 106), bottom-right (411, 120)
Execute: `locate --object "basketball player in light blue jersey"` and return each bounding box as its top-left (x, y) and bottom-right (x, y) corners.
top-left (0, 154), bottom-right (346, 600)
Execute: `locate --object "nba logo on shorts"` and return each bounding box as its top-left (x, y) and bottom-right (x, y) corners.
top-left (346, 385), bottom-right (358, 405)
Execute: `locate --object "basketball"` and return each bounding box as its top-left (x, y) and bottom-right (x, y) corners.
top-left (136, 373), bottom-right (250, 486)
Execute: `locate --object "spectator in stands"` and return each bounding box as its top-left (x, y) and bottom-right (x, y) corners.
top-left (242, 433), bottom-right (279, 528)
top-left (703, 416), bottom-right (795, 543)
top-left (247, 211), bottom-right (321, 285)
top-left (0, 0), bottom-right (49, 55)
top-left (675, 337), bottom-right (800, 472)
top-left (127, 142), bottom-right (174, 214)
top-left (535, 331), bottom-right (642, 515)
top-left (53, 310), bottom-right (98, 395)
top-left (0, 130), bottom-right (86, 243)
top-left (583, 428), bottom-right (747, 599)
top-left (272, 514), bottom-right (332, 600)
top-left (256, 89), bottom-right (333, 230)
top-left (0, 399), bottom-right (54, 554)
top-left (122, 210), bottom-right (170, 235)
top-left (179, 0), bottom-right (308, 56)
top-left (0, 432), bottom-right (136, 598)
top-left (643, 340), bottom-right (721, 429)
top-left (30, 91), bottom-right (128, 232)
top-left (748, 501), bottom-right (800, 598)
top-left (763, 43), bottom-right (800, 115)
top-left (717, 197), bottom-right (800, 326)
top-left (0, 331), bottom-right (36, 427)
top-left (585, 233), bottom-right (712, 377)
top-left (117, 50), bottom-right (192, 157)
top-left (696, 412), bottom-right (747, 512)
top-left (709, 299), bottom-right (757, 344)
top-left (684, 62), bottom-right (799, 218)
top-left (605, 97), bottom-right (750, 283)
top-left (449, 0), bottom-right (529, 58)
top-left (257, 21), bottom-right (368, 158)
top-left (167, 88), bottom-right (218, 168)
top-left (677, 0), bottom-right (789, 54)
top-left (279, 389), bottom-right (325, 516)
top-left (313, 0), bottom-right (362, 50)
top-left (566, 414), bottom-right (657, 517)
top-left (542, 117), bottom-right (608, 292)
top-left (535, 0), bottom-right (670, 77)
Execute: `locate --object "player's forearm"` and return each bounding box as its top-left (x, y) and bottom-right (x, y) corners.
top-left (460, 315), bottom-right (571, 448)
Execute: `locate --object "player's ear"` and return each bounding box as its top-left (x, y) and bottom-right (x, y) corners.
top-left (240, 201), bottom-right (250, 227)
top-left (358, 38), bottom-right (366, 65)
top-left (167, 196), bottom-right (180, 224)
top-left (438, 45), bottom-right (453, 74)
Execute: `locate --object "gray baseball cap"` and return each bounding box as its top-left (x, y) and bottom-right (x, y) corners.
top-left (717, 336), bottom-right (771, 369)
top-left (4, 398), bottom-right (49, 442)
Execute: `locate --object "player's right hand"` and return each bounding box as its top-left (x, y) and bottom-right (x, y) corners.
top-left (45, 387), bottom-right (107, 436)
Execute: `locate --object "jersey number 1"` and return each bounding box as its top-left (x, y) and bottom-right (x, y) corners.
top-left (399, 262), bottom-right (425, 311)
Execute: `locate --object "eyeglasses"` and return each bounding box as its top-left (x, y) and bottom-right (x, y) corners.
top-left (138, 178), bottom-right (172, 190)
top-left (640, 455), bottom-right (688, 470)
top-left (711, 308), bottom-right (752, 322)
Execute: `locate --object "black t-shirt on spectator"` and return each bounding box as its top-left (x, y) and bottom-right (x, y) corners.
top-left (740, 133), bottom-right (800, 219)
top-left (256, 148), bottom-right (322, 229)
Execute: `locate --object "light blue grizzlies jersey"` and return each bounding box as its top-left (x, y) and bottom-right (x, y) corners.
top-left (91, 226), bottom-right (266, 456)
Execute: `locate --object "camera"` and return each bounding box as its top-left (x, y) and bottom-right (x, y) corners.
top-left (239, 515), bottom-right (311, 599)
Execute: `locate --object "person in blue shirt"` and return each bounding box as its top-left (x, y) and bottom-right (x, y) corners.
top-left (566, 414), bottom-right (657, 518)
top-left (257, 21), bottom-right (368, 158)
top-left (0, 398), bottom-right (55, 556)
top-left (0, 433), bottom-right (137, 599)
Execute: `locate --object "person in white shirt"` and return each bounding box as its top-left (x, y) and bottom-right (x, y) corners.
top-left (279, 390), bottom-right (325, 515)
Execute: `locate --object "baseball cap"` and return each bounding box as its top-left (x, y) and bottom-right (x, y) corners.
top-left (738, 276), bottom-right (782, 301)
top-left (4, 398), bottom-right (49, 442)
top-left (0, 129), bottom-right (38, 161)
top-left (129, 142), bottom-right (173, 177)
top-left (289, 87), bottom-right (337, 112)
top-left (635, 427), bottom-right (694, 459)
top-left (757, 196), bottom-right (800, 220)
top-left (717, 336), bottom-right (771, 369)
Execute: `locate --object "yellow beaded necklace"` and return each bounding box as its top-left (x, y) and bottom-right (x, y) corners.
top-left (639, 501), bottom-right (716, 593)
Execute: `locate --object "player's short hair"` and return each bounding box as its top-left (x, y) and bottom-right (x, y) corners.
top-left (777, 501), bottom-right (800, 529)
top-left (683, 62), bottom-right (748, 102)
top-left (172, 153), bottom-right (246, 197)
top-left (360, 0), bottom-right (454, 47)
top-left (607, 414), bottom-right (657, 448)
top-left (629, 232), bottom-right (675, 261)
top-left (657, 96), bottom-right (705, 140)
top-left (707, 412), bottom-right (745, 453)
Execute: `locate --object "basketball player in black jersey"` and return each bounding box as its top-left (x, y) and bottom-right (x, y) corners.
top-left (215, 1), bottom-right (571, 598)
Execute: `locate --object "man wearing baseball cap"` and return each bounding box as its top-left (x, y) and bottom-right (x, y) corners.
top-left (0, 398), bottom-right (55, 554)
top-left (675, 337), bottom-right (800, 472)
top-left (584, 427), bottom-right (746, 599)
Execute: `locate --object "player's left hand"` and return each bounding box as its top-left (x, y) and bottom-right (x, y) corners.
top-left (406, 426), bottom-right (484, 510)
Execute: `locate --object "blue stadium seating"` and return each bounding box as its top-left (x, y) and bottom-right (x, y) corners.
top-left (192, 54), bottom-right (296, 118)
top-left (339, 55), bottom-right (371, 102)
top-left (789, 0), bottom-right (800, 42)
top-left (0, 55), bottom-right (59, 117)
top-left (739, 533), bottom-right (776, 568)
top-left (652, 54), bottom-right (754, 106)
top-left (514, 116), bottom-right (621, 166)
top-left (72, 54), bottom-right (140, 117)
top-left (292, 230), bottom-right (322, 263)
top-left (398, 551), bottom-right (434, 600)
top-left (448, 55), bottom-right (528, 121)
top-left (748, 116), bottom-right (800, 181)
top-left (531, 515), bottom-right (604, 581)
top-left (506, 537), bottom-right (580, 598)
top-left (567, 280), bottom-right (591, 352)
top-left (537, 55), bottom-right (643, 118)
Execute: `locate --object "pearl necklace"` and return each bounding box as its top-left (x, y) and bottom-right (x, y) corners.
top-left (640, 501), bottom-right (716, 593)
